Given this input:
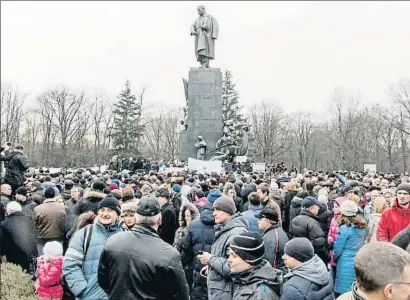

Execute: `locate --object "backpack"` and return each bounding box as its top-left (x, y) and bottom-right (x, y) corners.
top-left (62, 224), bottom-right (93, 299)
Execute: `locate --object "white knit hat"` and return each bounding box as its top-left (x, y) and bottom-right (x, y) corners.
top-left (43, 241), bottom-right (63, 260)
top-left (340, 200), bottom-right (358, 217)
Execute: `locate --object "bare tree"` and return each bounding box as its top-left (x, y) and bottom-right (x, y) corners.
top-left (290, 112), bottom-right (315, 171)
top-left (248, 101), bottom-right (292, 163)
top-left (0, 83), bottom-right (26, 145)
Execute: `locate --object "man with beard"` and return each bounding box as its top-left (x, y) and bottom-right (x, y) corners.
top-left (377, 184), bottom-right (410, 242)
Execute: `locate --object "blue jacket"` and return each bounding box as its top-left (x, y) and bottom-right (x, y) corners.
top-left (242, 203), bottom-right (263, 233)
top-left (334, 225), bottom-right (366, 294)
top-left (282, 255), bottom-right (334, 300)
top-left (63, 220), bottom-right (124, 300)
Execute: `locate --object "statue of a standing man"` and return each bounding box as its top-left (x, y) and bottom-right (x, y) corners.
top-left (190, 5), bottom-right (219, 68)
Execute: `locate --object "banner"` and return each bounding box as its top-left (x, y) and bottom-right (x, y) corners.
top-left (252, 163), bottom-right (266, 173)
top-left (364, 164), bottom-right (377, 175)
top-left (188, 157), bottom-right (222, 174)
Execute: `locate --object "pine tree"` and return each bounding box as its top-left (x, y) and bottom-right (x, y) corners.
top-left (111, 80), bottom-right (144, 156)
top-left (222, 70), bottom-right (247, 133)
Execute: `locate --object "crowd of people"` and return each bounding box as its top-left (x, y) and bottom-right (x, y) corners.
top-left (1, 143), bottom-right (410, 300)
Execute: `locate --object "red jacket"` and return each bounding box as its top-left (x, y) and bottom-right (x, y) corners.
top-left (36, 256), bottom-right (63, 299)
top-left (377, 203), bottom-right (410, 242)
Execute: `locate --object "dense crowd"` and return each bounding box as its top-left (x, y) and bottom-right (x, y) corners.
top-left (1, 143), bottom-right (410, 300)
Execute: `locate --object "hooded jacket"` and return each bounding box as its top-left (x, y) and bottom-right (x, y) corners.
top-left (36, 256), bottom-right (64, 299)
top-left (183, 204), bottom-right (215, 300)
top-left (289, 196), bottom-right (303, 224)
top-left (207, 213), bottom-right (248, 300)
top-left (377, 202), bottom-right (410, 242)
top-left (231, 260), bottom-right (280, 300)
top-left (73, 190), bottom-right (105, 215)
top-left (282, 255), bottom-right (334, 300)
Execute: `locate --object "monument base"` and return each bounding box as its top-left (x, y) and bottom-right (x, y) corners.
top-left (179, 68), bottom-right (223, 162)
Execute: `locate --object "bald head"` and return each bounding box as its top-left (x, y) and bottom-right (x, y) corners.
top-left (1, 184), bottom-right (12, 196)
top-left (197, 5), bottom-right (206, 16)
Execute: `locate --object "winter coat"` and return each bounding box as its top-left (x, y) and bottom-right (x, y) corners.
top-left (207, 214), bottom-right (248, 300)
top-left (283, 191), bottom-right (298, 232)
top-left (98, 225), bottom-right (190, 300)
top-left (64, 198), bottom-right (79, 234)
top-left (234, 184), bottom-right (244, 212)
top-left (73, 191), bottom-right (105, 215)
top-left (290, 210), bottom-right (328, 264)
top-left (377, 202), bottom-right (410, 242)
top-left (182, 204), bottom-right (215, 300)
top-left (328, 214), bottom-right (342, 266)
top-left (19, 198), bottom-right (37, 219)
top-left (1, 150), bottom-right (29, 187)
top-left (174, 202), bottom-right (199, 252)
top-left (36, 256), bottom-right (64, 299)
top-left (63, 220), bottom-right (124, 300)
top-left (231, 260), bottom-right (280, 300)
top-left (289, 196), bottom-right (303, 224)
top-left (261, 224), bottom-right (288, 271)
top-left (34, 199), bottom-right (66, 240)
top-left (364, 202), bottom-right (374, 223)
top-left (282, 255), bottom-right (334, 300)
top-left (392, 225), bottom-right (410, 252)
top-left (367, 213), bottom-right (382, 243)
top-left (172, 192), bottom-right (183, 222)
top-left (240, 187), bottom-right (255, 212)
top-left (334, 225), bottom-right (366, 294)
top-left (317, 205), bottom-right (333, 238)
top-left (242, 203), bottom-right (263, 233)
top-left (0, 212), bottom-right (38, 272)
top-left (158, 200), bottom-right (177, 245)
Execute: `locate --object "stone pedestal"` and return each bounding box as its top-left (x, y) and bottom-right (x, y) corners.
top-left (179, 68), bottom-right (223, 162)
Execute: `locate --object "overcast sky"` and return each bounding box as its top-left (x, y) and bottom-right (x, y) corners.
top-left (1, 1), bottom-right (410, 114)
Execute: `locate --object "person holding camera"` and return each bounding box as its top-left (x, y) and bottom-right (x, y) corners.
top-left (0, 143), bottom-right (30, 195)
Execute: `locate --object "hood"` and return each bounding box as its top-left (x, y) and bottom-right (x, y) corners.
top-left (221, 213), bottom-right (248, 233)
top-left (232, 260), bottom-right (280, 291)
top-left (84, 191), bottom-right (106, 202)
top-left (207, 188), bottom-right (222, 204)
top-left (285, 255), bottom-right (331, 286)
top-left (291, 196), bottom-right (303, 207)
top-left (179, 202), bottom-right (200, 227)
top-left (200, 204), bottom-right (215, 226)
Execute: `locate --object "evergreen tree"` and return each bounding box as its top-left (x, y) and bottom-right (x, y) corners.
top-left (222, 70), bottom-right (247, 133)
top-left (111, 80), bottom-right (144, 156)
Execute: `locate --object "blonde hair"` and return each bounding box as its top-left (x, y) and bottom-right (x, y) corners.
top-left (373, 197), bottom-right (388, 214)
top-left (349, 194), bottom-right (360, 205)
top-left (286, 183), bottom-right (297, 192)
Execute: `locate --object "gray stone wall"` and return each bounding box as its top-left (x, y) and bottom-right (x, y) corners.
top-left (179, 68), bottom-right (223, 162)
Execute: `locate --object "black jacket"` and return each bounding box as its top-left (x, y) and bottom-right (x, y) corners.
top-left (289, 197), bottom-right (303, 225)
top-left (158, 201), bottom-right (177, 245)
top-left (183, 204), bottom-right (215, 300)
top-left (73, 191), bottom-right (105, 215)
top-left (18, 198), bottom-right (37, 219)
top-left (1, 151), bottom-right (29, 187)
top-left (392, 225), bottom-right (410, 252)
top-left (0, 212), bottom-right (38, 272)
top-left (283, 191), bottom-right (298, 232)
top-left (262, 224), bottom-right (289, 271)
top-left (289, 210), bottom-right (328, 264)
top-left (98, 225), bottom-right (190, 300)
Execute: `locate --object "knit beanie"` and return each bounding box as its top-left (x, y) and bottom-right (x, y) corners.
top-left (92, 181), bottom-right (106, 192)
top-left (16, 187), bottom-right (27, 197)
top-left (397, 183), bottom-right (410, 195)
top-left (284, 238), bottom-right (314, 263)
top-left (212, 195), bottom-right (236, 215)
top-left (207, 188), bottom-right (223, 204)
top-left (230, 232), bottom-right (265, 265)
top-left (44, 187), bottom-right (56, 199)
top-left (43, 241), bottom-right (63, 261)
top-left (98, 194), bottom-right (121, 215)
top-left (109, 183), bottom-right (119, 191)
top-left (172, 184), bottom-right (182, 193)
top-left (340, 200), bottom-right (358, 217)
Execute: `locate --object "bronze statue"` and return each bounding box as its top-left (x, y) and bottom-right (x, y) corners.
top-left (190, 5), bottom-right (219, 68)
top-left (195, 136), bottom-right (207, 160)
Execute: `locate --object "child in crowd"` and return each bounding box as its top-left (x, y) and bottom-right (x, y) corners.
top-left (36, 241), bottom-right (64, 299)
